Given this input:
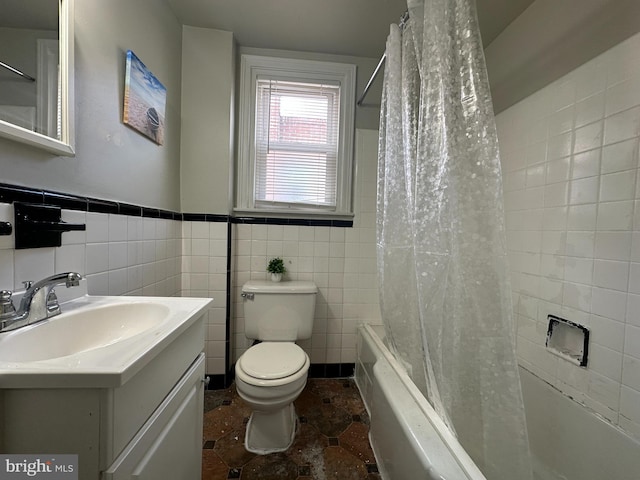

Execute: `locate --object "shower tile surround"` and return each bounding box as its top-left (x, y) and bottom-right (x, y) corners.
top-left (0, 128), bottom-right (381, 384)
top-left (496, 32), bottom-right (640, 440)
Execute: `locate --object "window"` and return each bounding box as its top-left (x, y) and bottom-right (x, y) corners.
top-left (236, 55), bottom-right (356, 217)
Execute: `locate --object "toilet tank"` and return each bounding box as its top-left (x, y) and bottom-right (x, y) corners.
top-left (242, 280), bottom-right (317, 341)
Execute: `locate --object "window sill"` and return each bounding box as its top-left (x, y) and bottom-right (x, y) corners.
top-left (232, 208), bottom-right (354, 222)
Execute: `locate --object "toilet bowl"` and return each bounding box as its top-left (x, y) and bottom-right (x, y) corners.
top-left (236, 280), bottom-right (317, 454)
top-left (235, 341), bottom-right (310, 454)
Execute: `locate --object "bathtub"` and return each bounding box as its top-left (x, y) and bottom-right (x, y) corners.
top-left (356, 323), bottom-right (640, 480)
top-left (520, 366), bottom-right (640, 480)
top-left (355, 323), bottom-right (486, 480)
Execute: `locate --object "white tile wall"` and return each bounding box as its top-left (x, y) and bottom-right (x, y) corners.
top-left (180, 220), bottom-right (228, 375)
top-left (0, 205), bottom-right (182, 298)
top-left (496, 32), bottom-right (640, 440)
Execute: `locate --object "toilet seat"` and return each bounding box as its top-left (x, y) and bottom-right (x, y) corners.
top-left (237, 342), bottom-right (309, 387)
top-left (240, 342), bottom-right (306, 379)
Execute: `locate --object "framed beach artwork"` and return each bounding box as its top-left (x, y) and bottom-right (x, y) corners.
top-left (123, 50), bottom-right (166, 145)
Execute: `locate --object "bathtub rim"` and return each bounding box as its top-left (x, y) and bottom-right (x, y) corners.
top-left (358, 322), bottom-right (487, 480)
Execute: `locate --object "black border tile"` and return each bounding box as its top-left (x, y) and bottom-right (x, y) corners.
top-left (141, 207), bottom-right (160, 218)
top-left (367, 464), bottom-right (379, 474)
top-left (308, 219), bottom-right (332, 227)
top-left (340, 363), bottom-right (355, 377)
top-left (287, 218), bottom-right (310, 226)
top-left (233, 216), bottom-right (266, 224)
top-left (332, 219), bottom-right (353, 227)
top-left (182, 213), bottom-right (230, 222)
top-left (206, 374), bottom-right (228, 390)
top-left (158, 209), bottom-right (174, 220)
top-left (298, 465), bottom-right (311, 476)
top-left (44, 191), bottom-right (88, 211)
top-left (308, 363), bottom-right (356, 378)
top-left (183, 213), bottom-right (207, 221)
top-left (224, 219), bottom-right (233, 389)
top-left (212, 363), bottom-right (354, 387)
top-left (207, 214), bottom-right (229, 222)
top-left (264, 217), bottom-right (290, 225)
top-left (118, 203), bottom-right (142, 216)
top-left (0, 182), bottom-right (352, 227)
top-left (309, 364), bottom-right (325, 378)
top-left (224, 366), bottom-right (235, 389)
top-left (0, 183), bottom-right (189, 219)
top-left (202, 440), bottom-right (215, 449)
top-left (0, 184), bottom-right (44, 204)
top-left (325, 364), bottom-right (341, 378)
top-left (231, 216), bottom-right (353, 227)
top-left (88, 198), bottom-right (119, 214)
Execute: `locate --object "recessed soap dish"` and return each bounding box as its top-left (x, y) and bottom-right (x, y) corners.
top-left (546, 315), bottom-right (589, 367)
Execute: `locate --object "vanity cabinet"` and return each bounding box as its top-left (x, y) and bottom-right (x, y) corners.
top-left (0, 314), bottom-right (206, 480)
top-left (102, 353), bottom-right (204, 479)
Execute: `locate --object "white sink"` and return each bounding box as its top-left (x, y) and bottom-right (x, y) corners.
top-left (0, 302), bottom-right (170, 362)
top-left (0, 295), bottom-right (213, 388)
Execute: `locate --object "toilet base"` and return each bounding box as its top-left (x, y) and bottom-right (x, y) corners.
top-left (244, 403), bottom-right (297, 454)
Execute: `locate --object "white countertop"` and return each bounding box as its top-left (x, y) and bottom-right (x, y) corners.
top-left (0, 294), bottom-right (213, 389)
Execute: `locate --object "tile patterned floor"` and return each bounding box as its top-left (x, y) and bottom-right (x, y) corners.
top-left (202, 378), bottom-right (381, 480)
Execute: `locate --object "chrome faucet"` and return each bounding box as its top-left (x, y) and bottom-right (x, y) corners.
top-left (0, 272), bottom-right (82, 333)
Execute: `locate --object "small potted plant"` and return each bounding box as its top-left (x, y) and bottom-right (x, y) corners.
top-left (267, 257), bottom-right (286, 282)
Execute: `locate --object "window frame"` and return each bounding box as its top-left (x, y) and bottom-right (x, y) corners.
top-left (236, 54), bottom-right (356, 218)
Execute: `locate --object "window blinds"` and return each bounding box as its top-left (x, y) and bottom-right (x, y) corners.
top-left (254, 79), bottom-right (341, 209)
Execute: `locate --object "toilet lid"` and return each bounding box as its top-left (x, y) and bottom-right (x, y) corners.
top-left (239, 343), bottom-right (307, 380)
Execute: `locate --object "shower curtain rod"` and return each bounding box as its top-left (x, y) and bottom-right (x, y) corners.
top-left (356, 10), bottom-right (409, 106)
top-left (0, 61), bottom-right (36, 82)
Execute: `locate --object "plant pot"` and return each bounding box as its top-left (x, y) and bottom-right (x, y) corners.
top-left (270, 273), bottom-right (282, 282)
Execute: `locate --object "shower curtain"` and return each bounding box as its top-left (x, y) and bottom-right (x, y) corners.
top-left (376, 1), bottom-right (533, 479)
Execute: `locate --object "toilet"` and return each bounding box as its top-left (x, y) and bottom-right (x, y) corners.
top-left (235, 280), bottom-right (318, 454)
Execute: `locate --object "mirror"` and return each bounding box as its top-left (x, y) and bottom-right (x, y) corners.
top-left (0, 0), bottom-right (74, 156)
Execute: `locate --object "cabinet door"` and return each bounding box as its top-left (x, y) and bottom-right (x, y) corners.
top-left (103, 353), bottom-right (205, 480)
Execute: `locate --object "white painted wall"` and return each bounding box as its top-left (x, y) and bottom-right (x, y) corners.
top-left (485, 0), bottom-right (640, 114)
top-left (180, 27), bottom-right (235, 214)
top-left (0, 0), bottom-right (183, 211)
